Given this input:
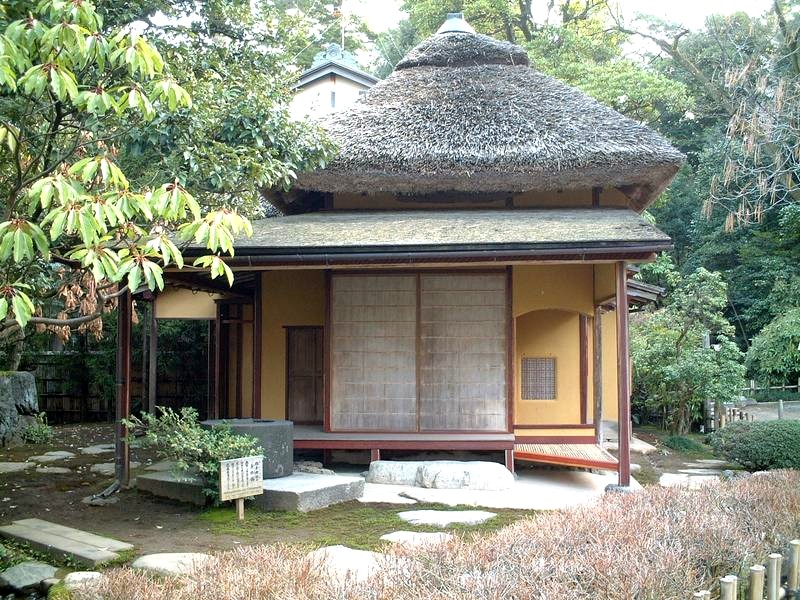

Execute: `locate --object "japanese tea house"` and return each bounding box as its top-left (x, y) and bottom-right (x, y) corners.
top-left (133, 14), bottom-right (684, 487)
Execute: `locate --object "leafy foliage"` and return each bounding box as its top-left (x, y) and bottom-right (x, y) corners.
top-left (662, 435), bottom-right (705, 453)
top-left (20, 411), bottom-right (52, 444)
top-left (125, 406), bottom-right (262, 503)
top-left (631, 268), bottom-right (745, 433)
top-left (708, 420), bottom-right (800, 470)
top-left (0, 0), bottom-right (257, 344)
top-left (747, 307), bottom-right (800, 384)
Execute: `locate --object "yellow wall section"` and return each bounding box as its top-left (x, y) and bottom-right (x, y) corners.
top-left (601, 309), bottom-right (620, 422)
top-left (260, 270), bottom-right (326, 419)
top-left (155, 288), bottom-right (220, 319)
top-left (513, 264), bottom-right (594, 316)
top-left (515, 309), bottom-right (581, 425)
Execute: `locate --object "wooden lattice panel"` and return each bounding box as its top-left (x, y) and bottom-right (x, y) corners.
top-left (521, 357), bottom-right (556, 400)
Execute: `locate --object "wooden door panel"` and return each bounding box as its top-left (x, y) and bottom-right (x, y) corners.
top-left (287, 327), bottom-right (323, 424)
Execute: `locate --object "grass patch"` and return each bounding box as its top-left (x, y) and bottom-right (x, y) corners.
top-left (0, 539), bottom-right (81, 570)
top-left (633, 462), bottom-right (660, 486)
top-left (662, 435), bottom-right (706, 453)
top-left (635, 426), bottom-right (714, 459)
top-left (47, 582), bottom-right (73, 600)
top-left (198, 501), bottom-right (534, 550)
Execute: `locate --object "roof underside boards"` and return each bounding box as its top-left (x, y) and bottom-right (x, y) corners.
top-left (226, 209), bottom-right (671, 258)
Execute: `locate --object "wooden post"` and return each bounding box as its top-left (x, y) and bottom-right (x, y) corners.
top-left (767, 553), bottom-right (782, 600)
top-left (252, 276), bottom-right (262, 419)
top-left (778, 397), bottom-right (785, 420)
top-left (749, 565), bottom-right (765, 600)
top-left (593, 306), bottom-right (604, 445)
top-left (579, 314), bottom-right (589, 424)
top-left (788, 539), bottom-right (800, 594)
top-left (147, 303), bottom-right (158, 414)
top-left (236, 498), bottom-right (245, 521)
top-left (114, 289), bottom-right (132, 488)
top-left (720, 575), bottom-right (738, 600)
top-left (615, 262), bottom-right (631, 487)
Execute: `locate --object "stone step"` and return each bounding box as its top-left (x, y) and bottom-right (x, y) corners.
top-left (254, 473), bottom-right (364, 512)
top-left (137, 471), bottom-right (207, 506)
top-left (0, 519), bottom-right (133, 566)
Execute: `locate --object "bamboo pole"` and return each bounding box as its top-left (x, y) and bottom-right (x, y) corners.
top-left (768, 553), bottom-right (782, 600)
top-left (750, 565), bottom-right (766, 600)
top-left (721, 575), bottom-right (738, 600)
top-left (789, 540), bottom-right (800, 595)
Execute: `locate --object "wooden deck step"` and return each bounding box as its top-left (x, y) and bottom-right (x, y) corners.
top-left (0, 518), bottom-right (133, 566)
top-left (515, 443), bottom-right (619, 471)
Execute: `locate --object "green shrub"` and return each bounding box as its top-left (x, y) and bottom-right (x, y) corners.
top-left (125, 407), bottom-right (262, 503)
top-left (21, 412), bottom-right (53, 444)
top-left (708, 420), bottom-right (800, 470)
top-left (663, 435), bottom-right (705, 453)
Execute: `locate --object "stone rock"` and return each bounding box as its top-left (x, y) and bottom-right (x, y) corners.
top-left (604, 484), bottom-right (637, 494)
top-left (380, 531), bottom-right (454, 547)
top-left (28, 451), bottom-right (75, 464)
top-left (294, 460), bottom-right (335, 475)
top-left (201, 419), bottom-right (293, 479)
top-left (63, 571), bottom-right (104, 591)
top-left (366, 461), bottom-right (423, 485)
top-left (136, 471), bottom-right (207, 507)
top-left (304, 545), bottom-right (388, 584)
top-left (254, 473), bottom-right (364, 512)
top-left (131, 553), bottom-right (212, 576)
top-left (0, 372), bottom-right (39, 446)
top-left (81, 494), bottom-right (119, 506)
top-left (35, 466), bottom-right (71, 474)
top-left (415, 461), bottom-right (514, 491)
top-left (91, 461), bottom-right (140, 476)
top-left (0, 561), bottom-right (57, 593)
top-left (0, 462), bottom-right (34, 474)
top-left (144, 460), bottom-right (176, 472)
top-left (79, 444), bottom-right (115, 455)
top-left (397, 510), bottom-right (496, 527)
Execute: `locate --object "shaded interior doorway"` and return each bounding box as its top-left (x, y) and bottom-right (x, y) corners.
top-left (286, 326), bottom-right (324, 424)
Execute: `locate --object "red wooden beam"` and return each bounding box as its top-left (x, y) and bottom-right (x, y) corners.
top-left (579, 313), bottom-right (589, 423)
top-left (616, 261), bottom-right (632, 486)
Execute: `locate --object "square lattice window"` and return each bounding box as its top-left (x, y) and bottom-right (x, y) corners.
top-left (521, 357), bottom-right (556, 400)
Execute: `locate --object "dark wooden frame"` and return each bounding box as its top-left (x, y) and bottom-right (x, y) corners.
top-left (579, 314), bottom-right (589, 423)
top-left (252, 275), bottom-right (262, 419)
top-left (616, 261), bottom-right (631, 486)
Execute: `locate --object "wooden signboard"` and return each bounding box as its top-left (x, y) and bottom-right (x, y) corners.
top-left (220, 456), bottom-right (263, 520)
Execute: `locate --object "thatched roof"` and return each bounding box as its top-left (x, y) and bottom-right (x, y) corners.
top-left (293, 19), bottom-right (684, 210)
top-left (231, 208), bottom-right (670, 257)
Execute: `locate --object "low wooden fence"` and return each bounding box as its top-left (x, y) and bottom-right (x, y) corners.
top-left (692, 540), bottom-right (800, 599)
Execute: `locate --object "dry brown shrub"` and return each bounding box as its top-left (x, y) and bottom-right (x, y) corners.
top-left (74, 471), bottom-right (800, 600)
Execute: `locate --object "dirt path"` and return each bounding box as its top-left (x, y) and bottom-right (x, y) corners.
top-left (742, 401), bottom-right (800, 421)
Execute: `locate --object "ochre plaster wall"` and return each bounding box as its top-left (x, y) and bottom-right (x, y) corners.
top-left (259, 270), bottom-right (326, 419)
top-left (513, 264), bottom-right (594, 317)
top-left (155, 288), bottom-right (220, 319)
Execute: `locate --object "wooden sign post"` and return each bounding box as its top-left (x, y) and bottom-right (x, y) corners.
top-left (219, 456), bottom-right (264, 521)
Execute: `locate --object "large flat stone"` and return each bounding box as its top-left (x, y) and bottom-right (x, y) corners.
top-left (136, 470), bottom-right (208, 506)
top-left (304, 545), bottom-right (387, 584)
top-left (0, 518), bottom-right (133, 566)
top-left (79, 444), bottom-right (115, 455)
top-left (366, 460), bottom-right (514, 490)
top-left (0, 462), bottom-right (34, 474)
top-left (0, 561), bottom-right (57, 593)
top-left (131, 553), bottom-right (212, 576)
top-left (253, 473), bottom-right (364, 512)
top-left (63, 571), bottom-right (105, 591)
top-left (36, 466), bottom-right (71, 474)
top-left (91, 461), bottom-right (140, 476)
top-left (397, 509), bottom-right (496, 527)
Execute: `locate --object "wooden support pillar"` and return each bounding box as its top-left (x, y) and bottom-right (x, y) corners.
top-left (593, 305), bottom-right (604, 445)
top-left (252, 276), bottom-right (262, 419)
top-left (213, 302), bottom-right (223, 420)
top-left (615, 262), bottom-right (631, 487)
top-left (505, 449), bottom-right (515, 473)
top-left (370, 448), bottom-right (380, 462)
top-left (579, 314), bottom-right (589, 424)
top-left (147, 303), bottom-right (157, 414)
top-left (115, 289), bottom-right (132, 488)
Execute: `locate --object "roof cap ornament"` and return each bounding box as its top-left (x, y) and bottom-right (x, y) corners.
top-left (436, 12), bottom-right (475, 34)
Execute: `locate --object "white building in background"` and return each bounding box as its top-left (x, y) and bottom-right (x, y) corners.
top-left (289, 43), bottom-right (379, 120)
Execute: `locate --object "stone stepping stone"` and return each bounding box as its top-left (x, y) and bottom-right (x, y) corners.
top-left (64, 571), bottom-right (105, 591)
top-left (367, 460), bottom-right (514, 490)
top-left (380, 531), bottom-right (454, 547)
top-left (28, 451), bottom-right (75, 464)
top-left (678, 468), bottom-right (724, 476)
top-left (144, 460), bottom-right (176, 472)
top-left (131, 552), bottom-right (212, 576)
top-left (397, 509), bottom-right (496, 527)
top-left (91, 461), bottom-right (140, 476)
top-left (0, 462), bottom-right (34, 474)
top-left (658, 473), bottom-right (720, 489)
top-left (137, 470), bottom-right (206, 506)
top-left (0, 518), bottom-right (133, 567)
top-left (254, 473), bottom-right (364, 512)
top-left (0, 561), bottom-right (57, 594)
top-left (80, 444), bottom-right (115, 455)
top-left (305, 545), bottom-right (389, 584)
top-left (36, 466), bottom-right (72, 474)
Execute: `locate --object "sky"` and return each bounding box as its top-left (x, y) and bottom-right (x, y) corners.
top-left (351, 0), bottom-right (774, 34)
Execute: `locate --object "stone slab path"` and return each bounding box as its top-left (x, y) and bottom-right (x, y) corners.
top-left (0, 518), bottom-right (133, 566)
top-left (398, 509), bottom-right (496, 527)
top-left (131, 552), bottom-right (211, 576)
top-left (380, 531), bottom-right (454, 547)
top-left (0, 462), bottom-right (34, 474)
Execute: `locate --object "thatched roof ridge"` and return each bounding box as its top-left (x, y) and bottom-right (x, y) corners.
top-left (396, 32), bottom-right (529, 68)
top-left (293, 26), bottom-right (684, 210)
